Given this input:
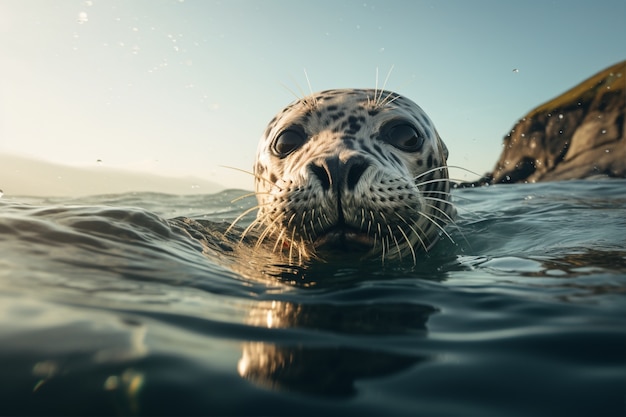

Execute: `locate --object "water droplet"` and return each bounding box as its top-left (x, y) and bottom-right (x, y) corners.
top-left (558, 114), bottom-right (563, 119)
top-left (559, 130), bottom-right (563, 134)
top-left (77, 11), bottom-right (88, 24)
top-left (0, 189), bottom-right (3, 198)
top-left (605, 149), bottom-right (610, 153)
top-left (521, 133), bottom-right (525, 137)
top-left (104, 376), bottom-right (119, 391)
top-left (512, 68), bottom-right (519, 73)
top-left (601, 129), bottom-right (607, 134)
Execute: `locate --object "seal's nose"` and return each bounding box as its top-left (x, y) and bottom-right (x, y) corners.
top-left (309, 156), bottom-right (369, 192)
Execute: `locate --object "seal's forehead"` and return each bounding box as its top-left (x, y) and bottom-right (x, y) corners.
top-left (312, 88), bottom-right (375, 103)
top-left (262, 88), bottom-right (432, 140)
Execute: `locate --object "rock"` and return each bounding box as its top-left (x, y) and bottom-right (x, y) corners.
top-left (464, 60), bottom-right (625, 186)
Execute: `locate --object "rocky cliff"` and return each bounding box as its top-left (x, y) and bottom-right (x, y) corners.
top-left (468, 60), bottom-right (625, 186)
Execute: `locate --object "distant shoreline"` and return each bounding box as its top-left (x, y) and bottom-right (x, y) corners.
top-left (0, 154), bottom-right (224, 197)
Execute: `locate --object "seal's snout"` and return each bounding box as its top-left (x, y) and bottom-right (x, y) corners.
top-left (309, 155), bottom-right (370, 192)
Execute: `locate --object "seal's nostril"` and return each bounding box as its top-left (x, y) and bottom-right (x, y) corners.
top-left (346, 160), bottom-right (369, 190)
top-left (310, 164), bottom-right (332, 190)
top-left (309, 156), bottom-right (369, 191)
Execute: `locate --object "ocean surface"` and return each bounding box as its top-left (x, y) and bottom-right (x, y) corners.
top-left (1, 179), bottom-right (625, 416)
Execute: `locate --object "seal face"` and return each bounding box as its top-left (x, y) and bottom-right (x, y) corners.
top-left (251, 89), bottom-right (454, 264)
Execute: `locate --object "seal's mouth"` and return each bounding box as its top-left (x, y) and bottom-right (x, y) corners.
top-left (313, 226), bottom-right (375, 252)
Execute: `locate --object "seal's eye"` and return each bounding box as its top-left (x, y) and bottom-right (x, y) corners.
top-left (272, 127), bottom-right (306, 157)
top-left (382, 123), bottom-right (424, 152)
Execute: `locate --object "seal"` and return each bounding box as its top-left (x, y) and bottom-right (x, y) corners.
top-left (243, 89), bottom-right (454, 264)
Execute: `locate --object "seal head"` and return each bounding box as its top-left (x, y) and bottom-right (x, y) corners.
top-left (251, 89), bottom-right (454, 264)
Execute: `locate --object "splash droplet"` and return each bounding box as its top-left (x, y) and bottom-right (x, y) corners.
top-left (77, 11), bottom-right (88, 24)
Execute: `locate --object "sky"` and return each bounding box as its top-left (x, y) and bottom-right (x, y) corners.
top-left (1, 0), bottom-right (625, 191)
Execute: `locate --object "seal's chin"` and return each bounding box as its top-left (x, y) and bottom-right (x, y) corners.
top-left (313, 227), bottom-right (375, 252)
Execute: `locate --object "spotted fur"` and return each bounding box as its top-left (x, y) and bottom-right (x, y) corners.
top-left (245, 89), bottom-right (455, 264)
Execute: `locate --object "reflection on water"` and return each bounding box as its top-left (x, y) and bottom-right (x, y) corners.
top-left (238, 343), bottom-right (421, 397)
top-left (237, 300), bottom-right (435, 396)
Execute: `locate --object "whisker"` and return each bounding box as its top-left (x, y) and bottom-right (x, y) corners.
top-left (220, 165), bottom-right (277, 188)
top-left (271, 227), bottom-right (287, 253)
top-left (360, 207), bottom-right (366, 229)
top-left (379, 211), bottom-right (402, 262)
top-left (395, 212), bottom-right (428, 252)
top-left (288, 75), bottom-right (307, 100)
top-left (286, 212), bottom-right (297, 229)
top-left (413, 165), bottom-right (452, 181)
top-left (418, 210), bottom-right (456, 245)
top-left (239, 210), bottom-right (271, 239)
top-left (300, 237), bottom-right (309, 264)
top-left (445, 165), bottom-right (483, 178)
top-left (226, 204), bottom-right (263, 235)
top-left (422, 200), bottom-right (472, 247)
top-left (396, 224), bottom-right (417, 264)
top-left (367, 210), bottom-right (375, 236)
top-left (379, 92), bottom-right (401, 108)
top-left (388, 224), bottom-right (403, 262)
top-left (414, 177), bottom-right (452, 189)
top-left (303, 68), bottom-right (314, 97)
top-left (373, 65), bottom-right (396, 108)
top-left (288, 226), bottom-right (298, 264)
top-left (381, 65), bottom-right (395, 95)
top-left (230, 192), bottom-right (258, 204)
top-left (254, 214), bottom-right (284, 249)
top-left (422, 196), bottom-right (458, 215)
top-left (374, 67), bottom-right (380, 107)
top-left (423, 201), bottom-right (456, 224)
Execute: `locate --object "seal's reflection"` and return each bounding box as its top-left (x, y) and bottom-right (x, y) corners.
top-left (168, 218), bottom-right (442, 395)
top-left (237, 300), bottom-right (436, 397)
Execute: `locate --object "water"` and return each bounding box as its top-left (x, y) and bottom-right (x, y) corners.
top-left (1, 180), bottom-right (625, 416)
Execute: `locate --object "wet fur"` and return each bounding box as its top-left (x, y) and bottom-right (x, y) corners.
top-left (231, 88), bottom-right (456, 265)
